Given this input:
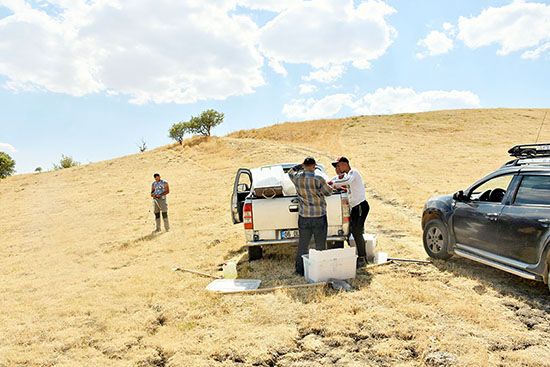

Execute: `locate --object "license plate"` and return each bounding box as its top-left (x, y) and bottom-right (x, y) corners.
top-left (281, 230), bottom-right (299, 239)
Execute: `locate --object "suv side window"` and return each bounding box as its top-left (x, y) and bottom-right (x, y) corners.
top-left (514, 175), bottom-right (550, 206)
top-left (469, 174), bottom-right (514, 203)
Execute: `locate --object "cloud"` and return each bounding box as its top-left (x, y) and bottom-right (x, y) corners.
top-left (0, 142), bottom-right (17, 153)
top-left (442, 22), bottom-right (455, 34)
top-left (260, 0), bottom-right (396, 70)
top-left (521, 42), bottom-right (550, 60)
top-left (416, 30), bottom-right (454, 59)
top-left (353, 87), bottom-right (480, 115)
top-left (0, 1), bottom-right (265, 104)
top-left (282, 93), bottom-right (354, 119)
top-left (267, 58), bottom-right (287, 76)
top-left (298, 83), bottom-right (317, 95)
top-left (457, 1), bottom-right (550, 58)
top-left (302, 64), bottom-right (345, 83)
top-left (236, 0), bottom-right (298, 12)
top-left (282, 87), bottom-right (480, 119)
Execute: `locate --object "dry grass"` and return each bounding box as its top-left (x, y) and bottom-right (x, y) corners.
top-left (1, 109), bottom-right (550, 366)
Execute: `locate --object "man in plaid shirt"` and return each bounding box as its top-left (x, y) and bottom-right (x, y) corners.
top-left (288, 157), bottom-right (333, 275)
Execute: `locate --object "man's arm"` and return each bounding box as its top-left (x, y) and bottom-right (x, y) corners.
top-left (332, 170), bottom-right (357, 188)
top-left (288, 164), bottom-right (303, 184)
top-left (163, 182), bottom-right (170, 196)
top-left (318, 177), bottom-right (333, 196)
top-left (151, 184), bottom-right (155, 197)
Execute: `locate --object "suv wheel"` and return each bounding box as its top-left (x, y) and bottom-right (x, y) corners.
top-left (248, 246), bottom-right (263, 261)
top-left (423, 219), bottom-right (452, 260)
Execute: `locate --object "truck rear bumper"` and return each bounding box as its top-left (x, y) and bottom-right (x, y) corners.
top-left (247, 236), bottom-right (347, 247)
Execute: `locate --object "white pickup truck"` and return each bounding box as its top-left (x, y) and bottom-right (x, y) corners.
top-left (231, 163), bottom-right (350, 260)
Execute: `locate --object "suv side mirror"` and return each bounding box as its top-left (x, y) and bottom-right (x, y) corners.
top-left (453, 190), bottom-right (466, 201)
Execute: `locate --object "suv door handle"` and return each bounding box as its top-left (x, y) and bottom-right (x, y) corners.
top-left (289, 205), bottom-right (299, 212)
top-left (538, 219), bottom-right (550, 223)
top-left (485, 213), bottom-right (499, 221)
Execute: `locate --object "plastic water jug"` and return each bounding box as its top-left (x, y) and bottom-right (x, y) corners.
top-left (364, 233), bottom-right (377, 262)
top-left (374, 252), bottom-right (388, 264)
top-left (222, 261), bottom-right (238, 279)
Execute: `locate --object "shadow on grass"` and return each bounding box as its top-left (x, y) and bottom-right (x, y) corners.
top-left (232, 244), bottom-right (374, 302)
top-left (433, 257), bottom-right (550, 314)
top-left (103, 232), bottom-right (161, 253)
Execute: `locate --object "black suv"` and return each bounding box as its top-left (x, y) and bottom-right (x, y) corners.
top-left (422, 144), bottom-right (550, 290)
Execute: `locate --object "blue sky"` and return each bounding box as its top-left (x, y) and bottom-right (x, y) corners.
top-left (0, 0), bottom-right (549, 173)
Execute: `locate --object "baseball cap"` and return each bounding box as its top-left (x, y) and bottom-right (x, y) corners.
top-left (303, 157), bottom-right (316, 165)
top-left (331, 156), bottom-right (349, 167)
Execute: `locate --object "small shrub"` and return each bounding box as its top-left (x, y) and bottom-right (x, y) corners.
top-left (53, 154), bottom-right (80, 170)
top-left (137, 138), bottom-right (147, 153)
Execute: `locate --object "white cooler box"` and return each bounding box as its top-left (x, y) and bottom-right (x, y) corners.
top-left (349, 233), bottom-right (377, 262)
top-left (302, 247), bottom-right (357, 283)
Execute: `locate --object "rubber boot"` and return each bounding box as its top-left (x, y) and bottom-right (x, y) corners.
top-left (356, 256), bottom-right (367, 269)
top-left (155, 218), bottom-right (161, 232)
top-left (163, 213), bottom-right (170, 232)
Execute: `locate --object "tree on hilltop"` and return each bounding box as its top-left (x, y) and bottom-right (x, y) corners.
top-left (0, 152), bottom-right (15, 179)
top-left (189, 109), bottom-right (224, 137)
top-left (169, 122), bottom-right (191, 145)
top-left (168, 109), bottom-right (224, 144)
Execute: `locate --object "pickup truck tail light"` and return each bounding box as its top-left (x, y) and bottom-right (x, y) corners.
top-left (341, 197), bottom-right (350, 223)
top-left (243, 203), bottom-right (253, 230)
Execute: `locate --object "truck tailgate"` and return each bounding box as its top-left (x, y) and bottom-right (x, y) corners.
top-left (252, 194), bottom-right (343, 231)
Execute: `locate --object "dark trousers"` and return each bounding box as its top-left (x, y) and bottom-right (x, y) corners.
top-left (296, 215), bottom-right (328, 274)
top-left (350, 200), bottom-right (370, 258)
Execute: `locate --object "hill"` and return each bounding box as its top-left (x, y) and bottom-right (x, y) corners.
top-left (1, 109), bottom-right (549, 366)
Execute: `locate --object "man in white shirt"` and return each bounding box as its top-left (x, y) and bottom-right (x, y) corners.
top-left (329, 157), bottom-right (370, 267)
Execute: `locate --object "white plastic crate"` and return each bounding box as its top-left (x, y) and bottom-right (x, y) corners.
top-left (302, 248), bottom-right (357, 283)
top-left (349, 233), bottom-right (377, 261)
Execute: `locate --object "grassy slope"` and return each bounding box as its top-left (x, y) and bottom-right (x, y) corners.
top-left (1, 109), bottom-right (550, 366)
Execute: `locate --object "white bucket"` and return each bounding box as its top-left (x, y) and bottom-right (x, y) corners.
top-left (364, 233), bottom-right (377, 262)
top-left (374, 252), bottom-right (388, 264)
top-left (222, 261), bottom-right (238, 279)
top-left (348, 233), bottom-right (377, 262)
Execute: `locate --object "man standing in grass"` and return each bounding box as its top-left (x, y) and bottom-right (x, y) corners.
top-left (330, 157), bottom-right (370, 268)
top-left (151, 173), bottom-right (170, 232)
top-left (288, 157), bottom-right (333, 276)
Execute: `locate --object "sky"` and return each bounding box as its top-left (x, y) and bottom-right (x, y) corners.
top-left (0, 0), bottom-right (549, 173)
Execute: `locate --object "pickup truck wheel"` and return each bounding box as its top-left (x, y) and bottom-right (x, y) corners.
top-left (423, 219), bottom-right (452, 260)
top-left (248, 246), bottom-right (263, 261)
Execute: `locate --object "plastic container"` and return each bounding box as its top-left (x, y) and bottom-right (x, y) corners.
top-left (364, 233), bottom-right (377, 262)
top-left (374, 252), bottom-right (388, 264)
top-left (222, 261), bottom-right (238, 279)
top-left (348, 233), bottom-right (377, 262)
top-left (302, 248), bottom-right (357, 283)
top-left (206, 279), bottom-right (261, 293)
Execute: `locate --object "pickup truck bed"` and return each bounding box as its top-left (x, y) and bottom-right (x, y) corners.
top-left (231, 163), bottom-right (350, 260)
